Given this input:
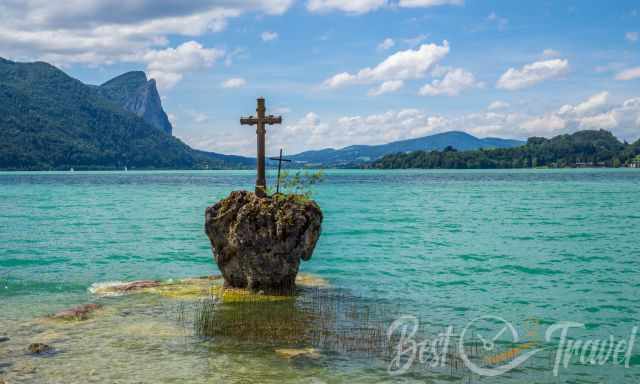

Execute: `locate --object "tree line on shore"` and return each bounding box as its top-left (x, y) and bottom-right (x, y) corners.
top-left (370, 130), bottom-right (640, 169)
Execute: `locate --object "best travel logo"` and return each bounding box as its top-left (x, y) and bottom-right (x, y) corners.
top-left (387, 315), bottom-right (637, 378)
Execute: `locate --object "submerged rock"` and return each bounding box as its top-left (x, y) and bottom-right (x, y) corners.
top-left (205, 191), bottom-right (323, 293)
top-left (27, 343), bottom-right (51, 355)
top-left (88, 280), bottom-right (162, 297)
top-left (275, 347), bottom-right (321, 360)
top-left (50, 303), bottom-right (102, 321)
top-left (89, 274), bottom-right (327, 301)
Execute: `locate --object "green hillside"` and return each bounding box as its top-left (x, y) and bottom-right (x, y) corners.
top-left (0, 58), bottom-right (252, 170)
top-left (372, 130), bottom-right (638, 169)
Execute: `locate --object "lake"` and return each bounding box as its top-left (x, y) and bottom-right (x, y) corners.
top-left (1, 169), bottom-right (639, 383)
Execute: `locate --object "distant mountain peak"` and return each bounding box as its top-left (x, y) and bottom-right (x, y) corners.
top-left (101, 71), bottom-right (147, 88)
top-left (99, 71), bottom-right (172, 135)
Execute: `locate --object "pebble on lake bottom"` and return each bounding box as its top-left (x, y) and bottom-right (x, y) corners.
top-left (27, 343), bottom-right (51, 355)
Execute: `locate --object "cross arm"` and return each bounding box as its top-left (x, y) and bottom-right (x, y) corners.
top-left (240, 116), bottom-right (259, 125)
top-left (264, 115), bottom-right (282, 125)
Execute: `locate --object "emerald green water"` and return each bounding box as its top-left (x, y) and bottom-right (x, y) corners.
top-left (1, 169), bottom-right (640, 383)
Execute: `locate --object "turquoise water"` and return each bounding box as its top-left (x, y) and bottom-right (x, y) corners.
top-left (1, 169), bottom-right (640, 383)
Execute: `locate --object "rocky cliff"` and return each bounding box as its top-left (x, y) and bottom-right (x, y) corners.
top-left (205, 191), bottom-right (323, 293)
top-left (99, 71), bottom-right (173, 135)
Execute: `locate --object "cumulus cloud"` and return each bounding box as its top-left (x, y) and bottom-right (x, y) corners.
top-left (261, 31), bottom-right (279, 42)
top-left (488, 101), bottom-right (509, 110)
top-left (306, 0), bottom-right (461, 14)
top-left (189, 92), bottom-right (640, 155)
top-left (142, 41), bottom-right (223, 90)
top-left (626, 32), bottom-right (639, 43)
top-left (419, 68), bottom-right (480, 96)
top-left (497, 59), bottom-right (569, 90)
top-left (615, 67), bottom-right (640, 81)
top-left (0, 0), bottom-right (292, 83)
top-left (558, 91), bottom-right (609, 117)
top-left (368, 80), bottom-right (404, 96)
top-left (306, 0), bottom-right (386, 14)
top-left (221, 77), bottom-right (247, 89)
top-left (324, 40), bottom-right (449, 89)
top-left (377, 38), bottom-right (395, 51)
top-left (520, 114), bottom-right (566, 134)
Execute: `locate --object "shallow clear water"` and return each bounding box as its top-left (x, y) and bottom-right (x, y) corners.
top-left (1, 169), bottom-right (640, 383)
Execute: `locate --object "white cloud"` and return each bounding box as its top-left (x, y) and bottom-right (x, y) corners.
top-left (222, 77), bottom-right (247, 88)
top-left (261, 31), bottom-right (279, 42)
top-left (578, 113), bottom-right (617, 130)
top-left (306, 0), bottom-right (461, 14)
top-left (324, 40), bottom-right (449, 88)
top-left (189, 93), bottom-right (640, 155)
top-left (497, 59), bottom-right (569, 90)
top-left (520, 114), bottom-right (566, 134)
top-left (306, 0), bottom-right (386, 14)
top-left (542, 49), bottom-right (560, 58)
top-left (419, 68), bottom-right (480, 96)
top-left (378, 38), bottom-right (395, 51)
top-left (488, 101), bottom-right (509, 110)
top-left (0, 1), bottom-right (291, 71)
top-left (430, 64), bottom-right (452, 77)
top-left (398, 0), bottom-right (464, 7)
top-left (626, 32), bottom-right (639, 43)
top-left (558, 91), bottom-right (609, 117)
top-left (143, 41), bottom-right (223, 90)
top-left (615, 67), bottom-right (640, 81)
top-left (368, 80), bottom-right (404, 96)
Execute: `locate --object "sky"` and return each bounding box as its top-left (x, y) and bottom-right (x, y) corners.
top-left (1, 0), bottom-right (639, 156)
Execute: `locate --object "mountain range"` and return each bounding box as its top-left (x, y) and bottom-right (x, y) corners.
top-left (0, 58), bottom-right (527, 170)
top-left (288, 131), bottom-right (524, 166)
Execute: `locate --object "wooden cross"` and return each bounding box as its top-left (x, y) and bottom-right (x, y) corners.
top-left (240, 97), bottom-right (282, 197)
top-left (269, 148), bottom-right (291, 194)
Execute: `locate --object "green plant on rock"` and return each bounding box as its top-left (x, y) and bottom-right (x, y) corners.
top-left (269, 170), bottom-right (324, 201)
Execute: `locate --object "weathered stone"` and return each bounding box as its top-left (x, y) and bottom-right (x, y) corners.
top-left (0, 336), bottom-right (9, 343)
top-left (27, 343), bottom-right (51, 355)
top-left (205, 191), bottom-right (323, 293)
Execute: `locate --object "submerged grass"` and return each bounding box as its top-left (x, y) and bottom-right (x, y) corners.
top-left (190, 286), bottom-right (394, 358)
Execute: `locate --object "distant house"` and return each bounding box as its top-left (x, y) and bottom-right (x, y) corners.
top-left (630, 157), bottom-right (640, 168)
top-left (575, 162), bottom-right (606, 168)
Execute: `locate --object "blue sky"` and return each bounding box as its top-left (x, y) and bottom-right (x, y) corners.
top-left (1, 1), bottom-right (639, 156)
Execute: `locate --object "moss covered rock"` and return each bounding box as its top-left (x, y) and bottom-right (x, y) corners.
top-left (205, 191), bottom-right (323, 293)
